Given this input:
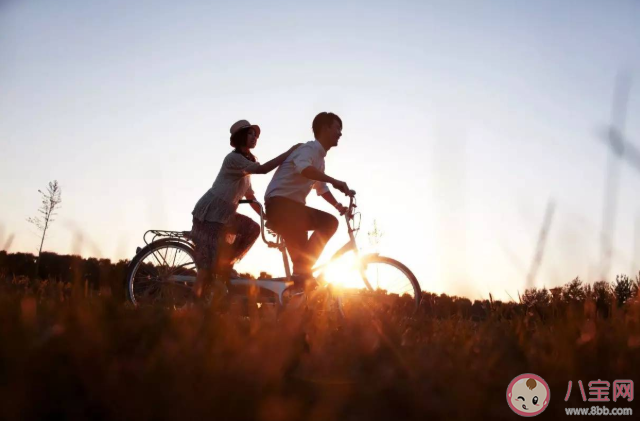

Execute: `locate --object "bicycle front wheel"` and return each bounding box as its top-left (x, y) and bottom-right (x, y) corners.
top-left (338, 255), bottom-right (421, 320)
top-left (126, 240), bottom-right (197, 307)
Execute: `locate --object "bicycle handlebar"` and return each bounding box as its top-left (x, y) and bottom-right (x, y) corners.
top-left (238, 190), bottom-right (356, 224)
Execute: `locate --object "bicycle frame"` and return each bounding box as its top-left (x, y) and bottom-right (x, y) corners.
top-left (238, 192), bottom-right (372, 291)
top-left (132, 194), bottom-right (364, 306)
top-left (237, 199), bottom-right (293, 281)
top-left (308, 194), bottom-right (374, 290)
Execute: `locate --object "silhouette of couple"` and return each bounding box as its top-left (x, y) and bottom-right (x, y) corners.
top-left (191, 112), bottom-right (351, 296)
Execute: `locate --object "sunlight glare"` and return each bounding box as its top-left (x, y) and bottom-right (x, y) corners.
top-left (318, 255), bottom-right (364, 290)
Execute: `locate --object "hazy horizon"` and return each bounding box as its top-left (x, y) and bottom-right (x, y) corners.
top-left (2, 0), bottom-right (640, 300)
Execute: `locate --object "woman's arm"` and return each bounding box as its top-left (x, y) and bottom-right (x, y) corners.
top-left (252, 143), bottom-right (302, 174)
top-left (244, 191), bottom-right (263, 217)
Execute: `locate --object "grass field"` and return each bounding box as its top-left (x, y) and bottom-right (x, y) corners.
top-left (0, 273), bottom-right (639, 420)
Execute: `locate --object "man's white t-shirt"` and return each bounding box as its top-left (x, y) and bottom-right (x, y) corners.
top-left (265, 140), bottom-right (329, 204)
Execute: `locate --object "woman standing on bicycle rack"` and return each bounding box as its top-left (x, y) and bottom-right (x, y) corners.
top-left (191, 119), bottom-right (301, 298)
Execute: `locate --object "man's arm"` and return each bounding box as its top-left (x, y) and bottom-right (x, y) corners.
top-left (320, 191), bottom-right (348, 215)
top-left (300, 166), bottom-right (350, 196)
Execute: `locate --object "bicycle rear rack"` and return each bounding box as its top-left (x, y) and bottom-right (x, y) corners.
top-left (136, 201), bottom-right (291, 279)
top-left (143, 230), bottom-right (192, 246)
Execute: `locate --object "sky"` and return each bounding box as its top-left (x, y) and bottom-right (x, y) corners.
top-left (1, 0), bottom-right (640, 300)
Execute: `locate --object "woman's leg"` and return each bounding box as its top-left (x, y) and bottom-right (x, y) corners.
top-left (191, 217), bottom-right (224, 299)
top-left (226, 213), bottom-right (261, 266)
top-left (212, 214), bottom-right (259, 280)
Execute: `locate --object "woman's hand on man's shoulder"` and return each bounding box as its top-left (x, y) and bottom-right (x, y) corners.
top-left (289, 143), bottom-right (304, 153)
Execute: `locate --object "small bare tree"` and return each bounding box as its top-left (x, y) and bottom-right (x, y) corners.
top-left (368, 219), bottom-right (384, 289)
top-left (368, 219), bottom-right (384, 251)
top-left (27, 180), bottom-right (62, 277)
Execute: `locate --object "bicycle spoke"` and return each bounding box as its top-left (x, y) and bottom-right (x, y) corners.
top-left (129, 242), bottom-right (198, 307)
top-left (171, 246), bottom-right (178, 268)
top-left (149, 249), bottom-right (169, 271)
top-left (334, 257), bottom-right (420, 322)
top-left (163, 250), bottom-right (194, 279)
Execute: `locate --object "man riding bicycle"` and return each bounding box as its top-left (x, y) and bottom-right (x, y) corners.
top-left (265, 112), bottom-right (352, 291)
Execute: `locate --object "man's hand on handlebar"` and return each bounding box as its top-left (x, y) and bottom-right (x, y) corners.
top-left (331, 180), bottom-right (351, 196)
top-left (334, 203), bottom-right (348, 216)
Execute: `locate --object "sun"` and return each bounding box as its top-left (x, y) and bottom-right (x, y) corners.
top-left (315, 255), bottom-right (364, 290)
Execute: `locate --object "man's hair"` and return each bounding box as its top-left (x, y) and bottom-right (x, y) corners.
top-left (312, 112), bottom-right (342, 138)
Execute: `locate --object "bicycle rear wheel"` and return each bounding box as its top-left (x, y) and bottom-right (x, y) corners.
top-left (337, 255), bottom-right (421, 321)
top-left (126, 240), bottom-right (197, 307)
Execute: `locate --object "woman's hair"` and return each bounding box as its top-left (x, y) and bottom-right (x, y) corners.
top-left (230, 126), bottom-right (251, 148)
top-left (312, 112), bottom-right (342, 138)
top-left (230, 127), bottom-right (257, 162)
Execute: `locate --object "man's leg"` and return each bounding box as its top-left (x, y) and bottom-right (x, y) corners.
top-left (301, 207), bottom-right (339, 272)
top-left (265, 197), bottom-right (309, 276)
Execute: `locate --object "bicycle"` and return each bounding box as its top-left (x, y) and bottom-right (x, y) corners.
top-left (125, 192), bottom-right (422, 318)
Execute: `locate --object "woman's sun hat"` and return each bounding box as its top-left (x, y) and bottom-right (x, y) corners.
top-left (230, 119), bottom-right (261, 138)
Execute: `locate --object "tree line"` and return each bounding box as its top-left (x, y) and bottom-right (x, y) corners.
top-left (1, 250), bottom-right (639, 320)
